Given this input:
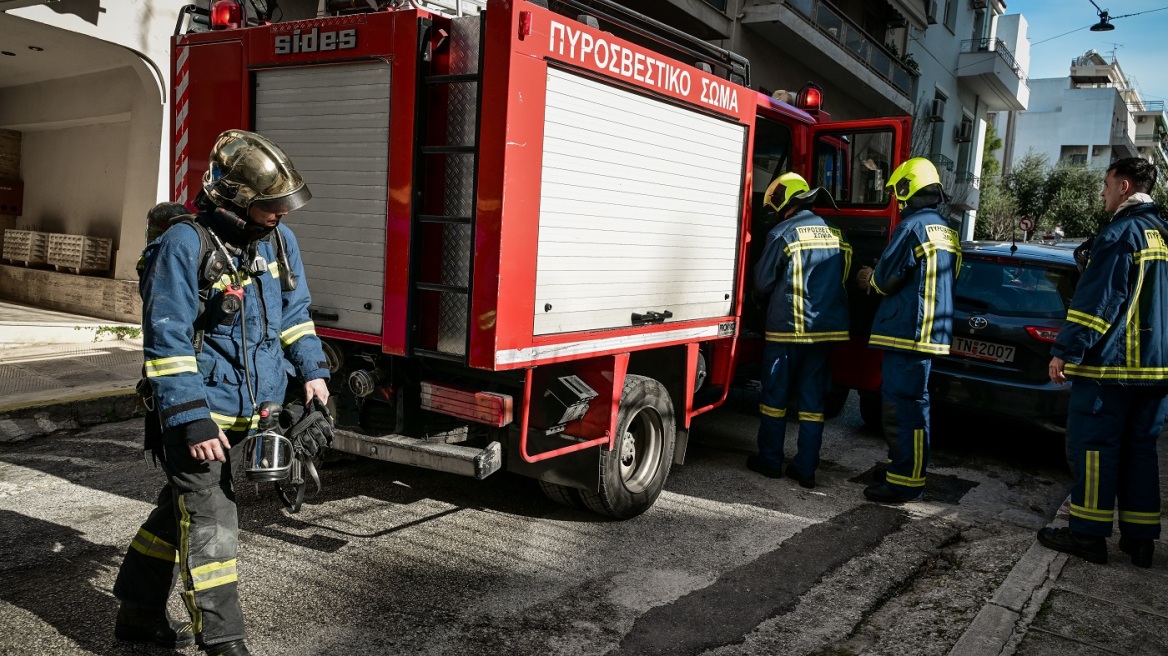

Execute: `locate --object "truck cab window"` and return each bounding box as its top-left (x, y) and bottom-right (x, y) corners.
top-left (813, 130), bottom-right (894, 206)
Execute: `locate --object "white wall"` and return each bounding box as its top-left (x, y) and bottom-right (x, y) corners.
top-left (19, 123), bottom-right (131, 241)
top-left (1013, 84), bottom-right (1122, 168)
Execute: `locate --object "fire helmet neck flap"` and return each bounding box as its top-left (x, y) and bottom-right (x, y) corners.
top-left (763, 171), bottom-right (839, 215)
top-left (202, 129), bottom-right (312, 215)
top-left (886, 157), bottom-right (944, 207)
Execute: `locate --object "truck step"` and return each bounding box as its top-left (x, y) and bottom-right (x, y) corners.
top-left (329, 427), bottom-right (501, 480)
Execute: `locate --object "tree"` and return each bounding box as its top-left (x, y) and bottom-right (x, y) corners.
top-left (973, 174), bottom-right (1018, 240)
top-left (1004, 151), bottom-right (1048, 222)
top-left (982, 123), bottom-right (1003, 180)
top-left (1153, 180), bottom-right (1168, 211)
top-left (1042, 164), bottom-right (1107, 237)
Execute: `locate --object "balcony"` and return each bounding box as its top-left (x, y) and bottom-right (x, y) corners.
top-left (951, 171), bottom-right (981, 212)
top-left (1112, 127), bottom-right (1139, 159)
top-left (957, 38), bottom-right (1029, 111)
top-left (741, 0), bottom-right (916, 115)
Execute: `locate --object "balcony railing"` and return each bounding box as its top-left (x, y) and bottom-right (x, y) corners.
top-left (955, 171), bottom-right (981, 186)
top-left (1129, 101), bottom-right (1165, 112)
top-left (960, 38), bottom-right (1026, 81)
top-left (927, 153), bottom-right (955, 172)
top-left (786, 0), bottom-right (917, 95)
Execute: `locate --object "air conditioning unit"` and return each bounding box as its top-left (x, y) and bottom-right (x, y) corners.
top-left (954, 121), bottom-right (974, 143)
top-left (928, 98), bottom-right (946, 122)
top-left (970, 0), bottom-right (988, 9)
top-left (925, 0), bottom-right (939, 24)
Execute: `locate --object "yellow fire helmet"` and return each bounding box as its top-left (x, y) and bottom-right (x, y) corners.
top-left (202, 129), bottom-right (311, 214)
top-left (886, 157), bottom-right (943, 204)
top-left (763, 171), bottom-right (839, 214)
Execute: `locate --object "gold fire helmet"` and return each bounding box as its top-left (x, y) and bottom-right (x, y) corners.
top-left (202, 129), bottom-right (311, 214)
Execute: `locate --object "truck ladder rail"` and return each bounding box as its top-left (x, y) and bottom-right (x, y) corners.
top-left (408, 14), bottom-right (485, 363)
top-left (554, 0), bottom-right (750, 86)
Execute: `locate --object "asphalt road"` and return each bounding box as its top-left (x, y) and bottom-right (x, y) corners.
top-left (0, 394), bottom-right (1071, 655)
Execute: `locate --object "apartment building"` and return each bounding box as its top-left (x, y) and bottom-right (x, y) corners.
top-left (992, 50), bottom-right (1151, 175)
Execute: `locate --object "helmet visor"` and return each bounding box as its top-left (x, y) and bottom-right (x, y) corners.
top-left (251, 185), bottom-right (312, 215)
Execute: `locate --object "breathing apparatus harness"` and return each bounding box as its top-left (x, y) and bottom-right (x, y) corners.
top-left (201, 206), bottom-right (333, 513)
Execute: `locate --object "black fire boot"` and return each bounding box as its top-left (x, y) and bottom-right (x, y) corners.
top-left (204, 639), bottom-right (252, 655)
top-left (1119, 536), bottom-right (1155, 568)
top-left (1037, 527), bottom-right (1107, 564)
top-left (114, 602), bottom-right (195, 648)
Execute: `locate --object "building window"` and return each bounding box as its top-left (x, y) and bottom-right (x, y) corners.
top-left (702, 0), bottom-right (728, 11)
top-left (943, 0), bottom-right (959, 32)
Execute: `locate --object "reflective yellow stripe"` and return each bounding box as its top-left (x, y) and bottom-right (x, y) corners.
top-left (268, 261), bottom-right (280, 277)
top-left (868, 334), bottom-right (950, 355)
top-left (842, 242), bottom-right (853, 285)
top-left (792, 250), bottom-right (806, 334)
top-left (920, 245), bottom-right (937, 344)
top-left (759, 405), bottom-right (786, 418)
top-left (191, 559), bottom-right (238, 592)
top-left (130, 528), bottom-right (178, 563)
top-left (144, 356), bottom-right (198, 378)
top-left (209, 412), bottom-right (259, 431)
top-left (280, 321), bottom-right (316, 347)
top-left (1070, 503), bottom-right (1114, 522)
top-left (798, 412), bottom-right (824, 422)
top-left (765, 331), bottom-right (850, 343)
top-left (1066, 309), bottom-right (1111, 335)
top-left (1119, 510), bottom-right (1161, 525)
top-left (870, 277), bottom-right (886, 295)
top-left (912, 428), bottom-right (924, 480)
top-left (1063, 364), bottom-right (1168, 380)
top-left (178, 496), bottom-right (202, 635)
top-left (886, 472), bottom-right (926, 487)
top-left (1086, 450), bottom-right (1100, 509)
top-left (1127, 262), bottom-right (1147, 368)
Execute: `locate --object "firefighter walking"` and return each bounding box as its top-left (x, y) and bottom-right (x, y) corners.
top-left (1041, 157), bottom-right (1166, 567)
top-left (747, 172), bottom-right (851, 488)
top-left (858, 158), bottom-right (960, 504)
top-left (112, 131), bottom-right (331, 656)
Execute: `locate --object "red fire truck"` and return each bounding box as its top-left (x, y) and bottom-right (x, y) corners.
top-left (172, 0), bottom-right (909, 518)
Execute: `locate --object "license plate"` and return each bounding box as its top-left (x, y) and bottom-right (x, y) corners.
top-left (951, 337), bottom-right (1016, 363)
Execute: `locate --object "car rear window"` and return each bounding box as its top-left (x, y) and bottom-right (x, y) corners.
top-left (955, 258), bottom-right (1076, 318)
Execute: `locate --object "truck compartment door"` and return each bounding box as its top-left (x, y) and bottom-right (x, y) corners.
top-left (533, 67), bottom-right (747, 336)
top-left (254, 61), bottom-right (391, 337)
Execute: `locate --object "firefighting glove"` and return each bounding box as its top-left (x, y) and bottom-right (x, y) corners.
top-left (281, 398), bottom-right (334, 458)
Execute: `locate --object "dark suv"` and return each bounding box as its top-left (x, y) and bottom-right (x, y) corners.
top-left (929, 242), bottom-right (1080, 433)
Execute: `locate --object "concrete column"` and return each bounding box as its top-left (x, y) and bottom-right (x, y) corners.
top-left (0, 129), bottom-right (19, 259)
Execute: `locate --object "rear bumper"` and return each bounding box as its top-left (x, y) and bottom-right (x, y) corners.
top-left (929, 368), bottom-right (1069, 433)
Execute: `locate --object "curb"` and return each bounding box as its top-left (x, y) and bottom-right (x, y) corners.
top-left (0, 391), bottom-right (142, 443)
top-left (948, 516), bottom-right (1071, 656)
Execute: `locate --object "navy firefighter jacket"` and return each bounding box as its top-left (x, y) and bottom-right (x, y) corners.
top-left (141, 211), bottom-right (330, 433)
top-left (754, 209), bottom-right (852, 343)
top-left (868, 206), bottom-right (962, 355)
top-left (1052, 201), bottom-right (1168, 385)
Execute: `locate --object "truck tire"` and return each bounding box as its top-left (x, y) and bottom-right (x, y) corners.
top-left (538, 481), bottom-right (586, 509)
top-left (580, 375), bottom-right (675, 519)
top-left (859, 390), bottom-right (882, 432)
top-left (824, 385), bottom-right (850, 419)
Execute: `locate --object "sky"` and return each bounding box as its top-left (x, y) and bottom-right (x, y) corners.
top-left (1005, 0), bottom-right (1168, 106)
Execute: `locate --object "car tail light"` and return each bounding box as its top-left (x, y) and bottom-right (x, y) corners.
top-left (211, 0), bottom-right (244, 30)
top-left (420, 381), bottom-right (513, 427)
top-left (1026, 326), bottom-right (1060, 343)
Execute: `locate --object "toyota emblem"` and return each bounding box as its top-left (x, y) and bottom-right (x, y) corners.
top-left (969, 316), bottom-right (989, 330)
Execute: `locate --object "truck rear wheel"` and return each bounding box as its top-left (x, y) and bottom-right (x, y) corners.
top-left (580, 374), bottom-right (675, 519)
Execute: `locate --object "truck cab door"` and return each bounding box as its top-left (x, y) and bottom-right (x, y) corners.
top-left (806, 117), bottom-right (910, 394)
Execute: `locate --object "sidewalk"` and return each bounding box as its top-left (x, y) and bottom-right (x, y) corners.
top-left (0, 300), bottom-right (142, 440)
top-left (951, 433), bottom-right (1168, 655)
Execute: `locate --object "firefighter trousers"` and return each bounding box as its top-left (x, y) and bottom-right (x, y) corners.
top-left (880, 350), bottom-right (931, 494)
top-left (1066, 380), bottom-right (1166, 540)
top-left (113, 437), bottom-right (247, 647)
top-left (756, 341), bottom-right (832, 477)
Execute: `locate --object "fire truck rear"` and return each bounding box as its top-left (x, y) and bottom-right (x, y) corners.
top-left (172, 0), bottom-right (909, 518)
